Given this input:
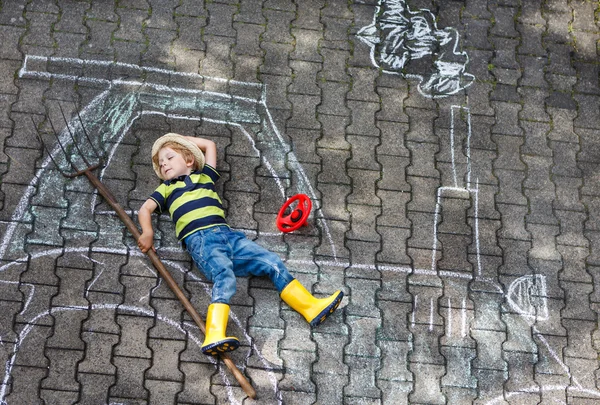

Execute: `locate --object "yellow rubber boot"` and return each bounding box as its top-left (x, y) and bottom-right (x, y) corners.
top-left (280, 279), bottom-right (344, 327)
top-left (202, 303), bottom-right (239, 356)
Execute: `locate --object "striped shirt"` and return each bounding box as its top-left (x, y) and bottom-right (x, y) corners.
top-left (149, 164), bottom-right (227, 241)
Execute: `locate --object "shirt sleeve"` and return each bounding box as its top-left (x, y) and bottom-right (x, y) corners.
top-left (149, 183), bottom-right (168, 214)
top-left (202, 164), bottom-right (221, 183)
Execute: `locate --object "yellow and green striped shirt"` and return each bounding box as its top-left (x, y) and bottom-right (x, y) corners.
top-left (149, 164), bottom-right (227, 241)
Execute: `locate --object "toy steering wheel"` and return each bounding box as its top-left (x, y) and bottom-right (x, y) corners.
top-left (276, 194), bottom-right (312, 233)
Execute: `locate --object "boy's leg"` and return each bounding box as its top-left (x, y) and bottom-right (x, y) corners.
top-left (185, 228), bottom-right (239, 354)
top-left (185, 227), bottom-right (238, 304)
top-left (227, 229), bottom-right (294, 292)
top-left (279, 279), bottom-right (344, 327)
top-left (228, 230), bottom-right (343, 326)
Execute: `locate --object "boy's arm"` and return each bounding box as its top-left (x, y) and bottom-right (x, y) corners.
top-left (184, 136), bottom-right (217, 168)
top-left (138, 198), bottom-right (158, 253)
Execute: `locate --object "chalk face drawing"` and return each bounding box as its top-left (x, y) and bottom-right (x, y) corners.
top-left (357, 0), bottom-right (475, 98)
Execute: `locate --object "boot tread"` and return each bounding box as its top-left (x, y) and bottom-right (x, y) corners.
top-left (310, 291), bottom-right (344, 327)
top-left (202, 337), bottom-right (239, 356)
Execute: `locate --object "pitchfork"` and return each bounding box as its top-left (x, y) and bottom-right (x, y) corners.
top-left (33, 105), bottom-right (257, 399)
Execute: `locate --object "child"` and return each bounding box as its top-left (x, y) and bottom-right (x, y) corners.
top-left (138, 133), bottom-right (344, 356)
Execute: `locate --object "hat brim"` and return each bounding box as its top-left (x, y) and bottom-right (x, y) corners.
top-left (152, 133), bottom-right (206, 180)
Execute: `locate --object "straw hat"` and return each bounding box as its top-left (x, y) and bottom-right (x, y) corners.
top-left (152, 133), bottom-right (205, 180)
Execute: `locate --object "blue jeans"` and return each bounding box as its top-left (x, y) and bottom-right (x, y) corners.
top-left (184, 225), bottom-right (295, 304)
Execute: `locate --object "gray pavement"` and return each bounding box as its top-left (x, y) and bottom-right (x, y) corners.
top-left (1, 0), bottom-right (600, 404)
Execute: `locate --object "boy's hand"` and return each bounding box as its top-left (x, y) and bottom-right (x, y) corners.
top-left (138, 199), bottom-right (158, 253)
top-left (185, 136), bottom-right (217, 168)
top-left (138, 231), bottom-right (156, 253)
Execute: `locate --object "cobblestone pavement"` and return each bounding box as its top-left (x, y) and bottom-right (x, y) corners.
top-left (1, 0), bottom-right (600, 404)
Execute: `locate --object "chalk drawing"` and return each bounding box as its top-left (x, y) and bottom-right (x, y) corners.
top-left (3, 55), bottom-right (319, 404)
top-left (3, 55), bottom-right (598, 404)
top-left (506, 275), bottom-right (549, 321)
top-left (445, 298), bottom-right (469, 338)
top-left (417, 103), bottom-right (598, 402)
top-left (357, 0), bottom-right (475, 98)
top-left (486, 385), bottom-right (600, 405)
top-left (13, 54), bottom-right (339, 260)
top-left (0, 248), bottom-right (281, 405)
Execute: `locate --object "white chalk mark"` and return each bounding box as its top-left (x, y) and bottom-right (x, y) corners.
top-left (533, 326), bottom-right (579, 388)
top-left (85, 267), bottom-right (104, 293)
top-left (1, 56), bottom-right (335, 402)
top-left (447, 298), bottom-right (452, 336)
top-left (5, 55), bottom-right (588, 404)
top-left (485, 385), bottom-right (600, 405)
top-left (472, 182), bottom-right (483, 277)
top-left (17, 55), bottom-right (337, 261)
top-left (461, 298), bottom-right (467, 338)
top-left (411, 295), bottom-right (417, 328)
top-left (429, 297), bottom-right (434, 331)
top-left (450, 107), bottom-right (459, 187)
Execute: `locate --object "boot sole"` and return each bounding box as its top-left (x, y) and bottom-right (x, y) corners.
top-left (310, 291), bottom-right (344, 327)
top-left (202, 338), bottom-right (240, 356)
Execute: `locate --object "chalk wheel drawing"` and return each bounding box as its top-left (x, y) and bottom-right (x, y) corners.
top-left (506, 275), bottom-right (549, 321)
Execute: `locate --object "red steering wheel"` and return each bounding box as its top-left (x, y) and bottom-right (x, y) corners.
top-left (276, 194), bottom-right (312, 233)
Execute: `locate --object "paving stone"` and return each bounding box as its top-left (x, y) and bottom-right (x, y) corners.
top-left (347, 101), bottom-right (380, 137)
top-left (377, 121), bottom-right (409, 157)
top-left (41, 347), bottom-right (83, 391)
top-left (4, 366), bottom-right (48, 404)
top-left (288, 60), bottom-right (320, 95)
top-left (377, 228), bottom-right (411, 266)
top-left (110, 356), bottom-right (151, 400)
top-left (78, 373), bottom-right (116, 404)
top-left (441, 345), bottom-right (477, 389)
top-left (348, 67), bottom-right (379, 103)
top-left (146, 338), bottom-right (185, 381)
top-left (520, 88), bottom-right (551, 122)
top-left (561, 280), bottom-right (595, 321)
top-left (378, 300), bottom-right (411, 341)
top-left (290, 28), bottom-right (323, 63)
top-left (473, 368), bottom-right (509, 404)
top-left (563, 357), bottom-right (600, 398)
top-left (279, 349), bottom-right (316, 392)
top-left (463, 18), bottom-right (492, 50)
top-left (489, 4), bottom-right (519, 38)
top-left (528, 258), bottom-right (565, 299)
top-left (407, 362), bottom-right (445, 405)
top-left (491, 102), bottom-right (522, 136)
top-left (546, 43), bottom-right (577, 77)
top-left (503, 350), bottom-right (538, 396)
top-left (317, 81), bottom-right (351, 116)
top-left (313, 372), bottom-right (347, 404)
top-left (471, 329), bottom-right (506, 371)
top-left (574, 94), bottom-right (600, 129)
top-left (344, 355), bottom-right (381, 399)
top-left (491, 37), bottom-right (520, 70)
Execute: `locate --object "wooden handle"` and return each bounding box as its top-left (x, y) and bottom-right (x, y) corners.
top-left (84, 170), bottom-right (257, 399)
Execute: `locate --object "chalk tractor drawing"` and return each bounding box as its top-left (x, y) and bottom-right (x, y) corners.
top-left (3, 51), bottom-right (594, 403)
top-left (1, 55), bottom-right (337, 403)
